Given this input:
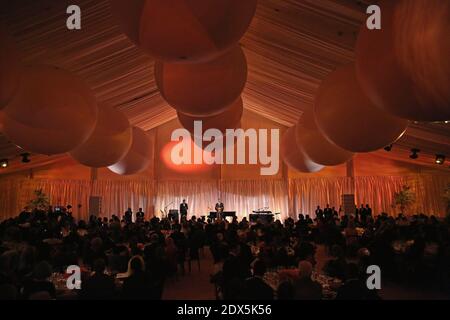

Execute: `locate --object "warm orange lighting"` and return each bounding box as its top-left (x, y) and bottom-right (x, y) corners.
top-left (160, 139), bottom-right (214, 174)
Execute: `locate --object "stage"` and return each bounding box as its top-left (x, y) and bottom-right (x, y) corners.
top-left (0, 174), bottom-right (448, 221)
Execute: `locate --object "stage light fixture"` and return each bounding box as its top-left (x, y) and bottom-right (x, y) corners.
top-left (435, 154), bottom-right (446, 165)
top-left (410, 148), bottom-right (420, 160)
top-left (384, 144), bottom-right (393, 152)
top-left (20, 153), bottom-right (31, 163)
top-left (0, 159), bottom-right (9, 168)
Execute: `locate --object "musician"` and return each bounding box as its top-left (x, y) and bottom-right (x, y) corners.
top-left (215, 199), bottom-right (224, 215)
top-left (180, 199), bottom-right (188, 218)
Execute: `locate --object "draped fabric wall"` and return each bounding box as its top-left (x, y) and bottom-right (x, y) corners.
top-left (155, 181), bottom-right (219, 218)
top-left (290, 177), bottom-right (354, 217)
top-left (0, 179), bottom-right (155, 221)
top-left (220, 180), bottom-right (289, 220)
top-left (0, 179), bottom-right (92, 221)
top-left (354, 177), bottom-right (407, 215)
top-left (0, 174), bottom-right (449, 221)
top-left (408, 174), bottom-right (450, 216)
top-left (289, 176), bottom-right (408, 216)
top-left (154, 180), bottom-right (289, 220)
top-left (91, 180), bottom-right (155, 219)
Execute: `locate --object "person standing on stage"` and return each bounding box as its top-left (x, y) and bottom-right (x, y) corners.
top-left (215, 199), bottom-right (224, 217)
top-left (124, 208), bottom-right (133, 224)
top-left (315, 205), bottom-right (323, 219)
top-left (136, 208), bottom-right (145, 222)
top-left (180, 199), bottom-right (188, 218)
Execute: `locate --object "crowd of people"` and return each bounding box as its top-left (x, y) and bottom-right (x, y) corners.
top-left (0, 204), bottom-right (449, 300)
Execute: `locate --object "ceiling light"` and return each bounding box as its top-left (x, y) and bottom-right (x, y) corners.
top-left (410, 148), bottom-right (420, 160)
top-left (435, 154), bottom-right (446, 165)
top-left (0, 159), bottom-right (8, 168)
top-left (20, 153), bottom-right (31, 163)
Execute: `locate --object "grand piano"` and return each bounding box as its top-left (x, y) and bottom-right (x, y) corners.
top-left (250, 210), bottom-right (274, 223)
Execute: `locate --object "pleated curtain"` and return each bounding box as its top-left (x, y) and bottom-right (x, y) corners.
top-left (0, 174), bottom-right (449, 221)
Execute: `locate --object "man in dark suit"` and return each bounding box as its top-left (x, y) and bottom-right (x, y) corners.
top-left (136, 208), bottom-right (145, 221)
top-left (180, 199), bottom-right (188, 219)
top-left (124, 208), bottom-right (132, 224)
top-left (215, 199), bottom-right (224, 217)
top-left (81, 258), bottom-right (116, 300)
top-left (359, 204), bottom-right (366, 221)
top-left (293, 260), bottom-right (323, 300)
top-left (324, 204), bottom-right (332, 219)
top-left (244, 260), bottom-right (274, 300)
top-left (365, 204), bottom-right (372, 217)
top-left (315, 206), bottom-right (323, 219)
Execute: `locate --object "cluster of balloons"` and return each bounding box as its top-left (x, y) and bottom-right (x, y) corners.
top-left (0, 27), bottom-right (153, 175)
top-left (109, 0), bottom-right (257, 63)
top-left (283, 0), bottom-right (449, 173)
top-left (109, 0), bottom-right (257, 138)
top-left (356, 0), bottom-right (450, 122)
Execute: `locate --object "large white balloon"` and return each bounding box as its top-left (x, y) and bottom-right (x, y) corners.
top-left (110, 0), bottom-right (257, 63)
top-left (281, 126), bottom-right (324, 173)
top-left (108, 127), bottom-right (153, 175)
top-left (1, 65), bottom-right (98, 155)
top-left (155, 46), bottom-right (247, 116)
top-left (295, 111), bottom-right (353, 166)
top-left (356, 0), bottom-right (450, 121)
top-left (70, 103), bottom-right (132, 168)
top-left (314, 64), bottom-right (409, 153)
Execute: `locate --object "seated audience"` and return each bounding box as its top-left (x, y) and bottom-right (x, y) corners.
top-left (81, 258), bottom-right (115, 300)
top-left (121, 256), bottom-right (153, 300)
top-left (293, 261), bottom-right (323, 300)
top-left (336, 263), bottom-right (380, 300)
top-left (243, 260), bottom-right (274, 300)
top-left (22, 261), bottom-right (56, 300)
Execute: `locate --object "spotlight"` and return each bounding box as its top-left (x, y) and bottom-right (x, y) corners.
top-left (20, 153), bottom-right (31, 163)
top-left (384, 144), bottom-right (393, 152)
top-left (435, 154), bottom-right (446, 165)
top-left (0, 159), bottom-right (8, 168)
top-left (410, 148), bottom-right (420, 160)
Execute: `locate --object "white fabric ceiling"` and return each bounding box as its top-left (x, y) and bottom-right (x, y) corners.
top-left (0, 0), bottom-right (449, 170)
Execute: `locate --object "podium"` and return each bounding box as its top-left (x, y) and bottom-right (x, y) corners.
top-left (168, 209), bottom-right (179, 221)
top-left (208, 211), bottom-right (236, 219)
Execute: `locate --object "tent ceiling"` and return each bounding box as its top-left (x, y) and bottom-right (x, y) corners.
top-left (1, 0), bottom-right (449, 170)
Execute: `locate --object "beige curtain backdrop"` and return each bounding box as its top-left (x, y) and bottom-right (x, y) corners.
top-left (220, 180), bottom-right (289, 220)
top-left (0, 174), bottom-right (449, 221)
top-left (155, 180), bottom-right (219, 218)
